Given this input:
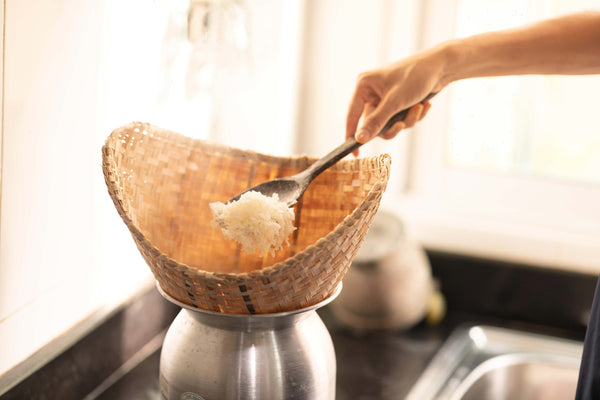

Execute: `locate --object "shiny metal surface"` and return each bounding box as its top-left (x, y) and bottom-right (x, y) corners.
top-left (406, 325), bottom-right (583, 400)
top-left (158, 285), bottom-right (341, 400)
top-left (455, 354), bottom-right (579, 400)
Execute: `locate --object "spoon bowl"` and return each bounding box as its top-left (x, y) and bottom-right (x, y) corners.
top-left (227, 175), bottom-right (307, 207)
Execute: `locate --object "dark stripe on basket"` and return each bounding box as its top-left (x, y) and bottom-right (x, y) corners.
top-left (239, 285), bottom-right (256, 314)
top-left (181, 270), bottom-right (198, 308)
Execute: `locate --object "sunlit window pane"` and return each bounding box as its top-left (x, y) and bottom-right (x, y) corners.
top-left (446, 0), bottom-right (600, 184)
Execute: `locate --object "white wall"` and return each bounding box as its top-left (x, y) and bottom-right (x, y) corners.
top-left (0, 0), bottom-right (303, 380)
top-left (297, 0), bottom-right (424, 192)
top-left (0, 0), bottom-right (163, 378)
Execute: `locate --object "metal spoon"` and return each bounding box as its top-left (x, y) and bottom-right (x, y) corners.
top-left (227, 93), bottom-right (437, 207)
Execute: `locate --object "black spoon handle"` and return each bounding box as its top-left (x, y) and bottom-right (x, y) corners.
top-left (302, 92), bottom-right (437, 180)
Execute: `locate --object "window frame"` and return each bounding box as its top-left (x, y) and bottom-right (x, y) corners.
top-left (390, 0), bottom-right (600, 273)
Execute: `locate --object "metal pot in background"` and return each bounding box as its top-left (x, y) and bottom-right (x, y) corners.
top-left (330, 209), bottom-right (438, 331)
top-left (158, 285), bottom-right (340, 400)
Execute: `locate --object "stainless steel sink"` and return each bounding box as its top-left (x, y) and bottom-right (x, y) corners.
top-left (406, 325), bottom-right (583, 400)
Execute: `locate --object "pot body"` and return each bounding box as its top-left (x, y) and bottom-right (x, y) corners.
top-left (159, 290), bottom-right (338, 400)
top-left (330, 210), bottom-right (433, 330)
top-left (331, 241), bottom-right (432, 330)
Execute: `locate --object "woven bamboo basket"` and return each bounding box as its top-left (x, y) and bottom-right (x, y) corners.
top-left (102, 121), bottom-right (391, 314)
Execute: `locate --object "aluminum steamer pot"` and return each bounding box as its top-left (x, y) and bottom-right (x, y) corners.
top-left (158, 284), bottom-right (341, 400)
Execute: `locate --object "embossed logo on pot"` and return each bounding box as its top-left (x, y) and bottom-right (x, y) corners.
top-left (180, 393), bottom-right (206, 400)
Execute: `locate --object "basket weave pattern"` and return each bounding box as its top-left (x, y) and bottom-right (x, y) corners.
top-left (103, 122), bottom-right (391, 313)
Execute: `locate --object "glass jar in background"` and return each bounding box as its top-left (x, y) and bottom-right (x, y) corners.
top-left (157, 0), bottom-right (250, 141)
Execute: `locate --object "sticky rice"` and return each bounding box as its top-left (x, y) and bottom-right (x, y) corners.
top-left (210, 191), bottom-right (296, 256)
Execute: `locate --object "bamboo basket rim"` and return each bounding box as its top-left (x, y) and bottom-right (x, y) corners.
top-left (102, 121), bottom-right (392, 312)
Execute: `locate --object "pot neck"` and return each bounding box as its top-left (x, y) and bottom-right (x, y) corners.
top-left (183, 307), bottom-right (317, 331)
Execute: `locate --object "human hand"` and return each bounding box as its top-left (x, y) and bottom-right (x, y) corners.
top-left (345, 49), bottom-right (447, 154)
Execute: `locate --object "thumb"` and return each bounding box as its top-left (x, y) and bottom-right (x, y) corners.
top-left (355, 99), bottom-right (397, 143)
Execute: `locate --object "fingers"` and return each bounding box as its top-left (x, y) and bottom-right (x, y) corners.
top-left (378, 104), bottom-right (422, 140)
top-left (355, 96), bottom-right (399, 143)
top-left (346, 70), bottom-right (435, 146)
top-left (345, 94), bottom-right (366, 141)
top-left (377, 101), bottom-right (432, 140)
top-left (346, 74), bottom-right (381, 141)
top-left (403, 103), bottom-right (424, 127)
top-left (421, 100), bottom-right (432, 120)
top-left (379, 121), bottom-right (406, 140)
top-left (351, 103), bottom-right (376, 156)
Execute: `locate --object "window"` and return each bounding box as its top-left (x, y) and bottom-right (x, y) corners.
top-left (402, 0), bottom-right (600, 272)
top-left (448, 0), bottom-right (600, 184)
top-left (298, 0), bottom-right (600, 273)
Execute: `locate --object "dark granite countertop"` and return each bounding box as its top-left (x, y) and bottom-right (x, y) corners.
top-left (90, 308), bottom-right (586, 400)
top-left (90, 251), bottom-right (597, 399)
top-left (1, 251), bottom-right (595, 400)
top-left (92, 306), bottom-right (449, 400)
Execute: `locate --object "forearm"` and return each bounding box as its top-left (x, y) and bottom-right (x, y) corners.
top-left (439, 11), bottom-right (600, 86)
top-left (347, 11), bottom-right (600, 143)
